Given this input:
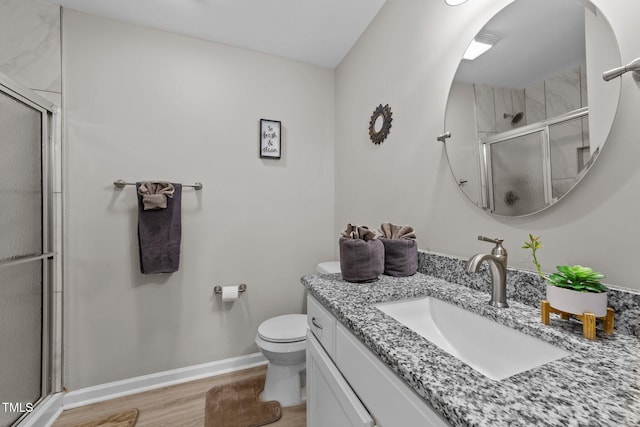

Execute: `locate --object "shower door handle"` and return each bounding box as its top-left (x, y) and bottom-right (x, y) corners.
top-left (0, 252), bottom-right (55, 269)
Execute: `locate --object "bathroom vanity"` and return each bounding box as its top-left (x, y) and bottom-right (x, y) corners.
top-left (302, 265), bottom-right (640, 426)
top-left (307, 295), bottom-right (449, 426)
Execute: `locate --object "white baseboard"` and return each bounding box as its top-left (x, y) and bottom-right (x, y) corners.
top-left (63, 352), bottom-right (267, 409)
top-left (17, 393), bottom-right (64, 427)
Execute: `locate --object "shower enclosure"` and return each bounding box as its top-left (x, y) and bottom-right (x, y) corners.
top-left (0, 76), bottom-right (57, 427)
top-left (480, 108), bottom-right (591, 216)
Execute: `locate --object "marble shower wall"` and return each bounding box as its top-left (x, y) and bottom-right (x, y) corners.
top-left (474, 66), bottom-right (587, 136)
top-left (474, 84), bottom-right (526, 137)
top-left (0, 0), bottom-right (61, 105)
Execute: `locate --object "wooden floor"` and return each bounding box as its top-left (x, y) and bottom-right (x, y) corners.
top-left (53, 365), bottom-right (306, 427)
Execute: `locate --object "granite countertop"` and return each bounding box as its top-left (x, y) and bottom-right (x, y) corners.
top-left (302, 272), bottom-right (640, 427)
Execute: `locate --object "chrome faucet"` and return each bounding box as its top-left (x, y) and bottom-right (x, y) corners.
top-left (466, 236), bottom-right (509, 308)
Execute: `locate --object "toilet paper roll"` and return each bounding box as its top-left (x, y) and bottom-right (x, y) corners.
top-left (222, 285), bottom-right (239, 302)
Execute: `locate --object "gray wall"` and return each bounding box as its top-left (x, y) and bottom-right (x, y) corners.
top-left (62, 10), bottom-right (335, 389)
top-left (335, 0), bottom-right (640, 291)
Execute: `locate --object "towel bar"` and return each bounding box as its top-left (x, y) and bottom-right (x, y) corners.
top-left (114, 179), bottom-right (203, 190)
top-left (214, 284), bottom-right (247, 294)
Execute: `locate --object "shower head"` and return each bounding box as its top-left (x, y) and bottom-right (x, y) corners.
top-left (503, 112), bottom-right (524, 125)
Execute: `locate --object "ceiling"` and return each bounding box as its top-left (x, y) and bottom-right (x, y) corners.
top-left (47, 0), bottom-right (387, 69)
top-left (454, 0), bottom-right (587, 88)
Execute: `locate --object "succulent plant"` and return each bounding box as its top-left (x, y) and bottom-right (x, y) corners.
top-left (546, 265), bottom-right (607, 293)
top-left (522, 234), bottom-right (607, 293)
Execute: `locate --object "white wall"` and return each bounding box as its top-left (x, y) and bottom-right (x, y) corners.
top-left (586, 5), bottom-right (621, 156)
top-left (444, 82), bottom-right (481, 203)
top-left (63, 10), bottom-right (335, 389)
top-left (335, 0), bottom-right (640, 291)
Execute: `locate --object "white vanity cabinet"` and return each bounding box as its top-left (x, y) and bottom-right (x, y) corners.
top-left (307, 296), bottom-right (374, 426)
top-left (306, 295), bottom-right (451, 427)
top-left (307, 294), bottom-right (337, 358)
top-left (307, 333), bottom-right (375, 427)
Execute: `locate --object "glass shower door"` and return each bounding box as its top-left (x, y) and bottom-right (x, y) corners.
top-left (482, 109), bottom-right (590, 216)
top-left (486, 131), bottom-right (547, 216)
top-left (0, 87), bottom-right (52, 426)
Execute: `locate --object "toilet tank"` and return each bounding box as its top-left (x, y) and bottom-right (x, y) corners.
top-left (317, 261), bottom-right (341, 274)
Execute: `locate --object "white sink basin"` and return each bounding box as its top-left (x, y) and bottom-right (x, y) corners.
top-left (375, 297), bottom-right (569, 381)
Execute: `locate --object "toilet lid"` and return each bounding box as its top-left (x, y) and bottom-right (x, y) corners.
top-left (258, 314), bottom-right (307, 343)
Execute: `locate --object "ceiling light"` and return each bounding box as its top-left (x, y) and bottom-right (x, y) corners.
top-left (463, 33), bottom-right (499, 61)
top-left (445, 0), bottom-right (469, 5)
top-left (463, 40), bottom-right (493, 60)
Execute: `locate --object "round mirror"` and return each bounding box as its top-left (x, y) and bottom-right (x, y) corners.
top-left (374, 115), bottom-right (384, 133)
top-left (443, 0), bottom-right (621, 216)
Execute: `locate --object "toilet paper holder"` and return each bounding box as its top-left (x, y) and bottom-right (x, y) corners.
top-left (214, 284), bottom-right (247, 295)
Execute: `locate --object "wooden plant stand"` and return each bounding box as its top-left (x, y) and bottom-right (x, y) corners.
top-left (541, 300), bottom-right (614, 341)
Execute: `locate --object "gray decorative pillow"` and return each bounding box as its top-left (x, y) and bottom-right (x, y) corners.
top-left (339, 237), bottom-right (384, 283)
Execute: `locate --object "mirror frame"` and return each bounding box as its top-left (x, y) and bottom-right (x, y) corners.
top-left (369, 104), bottom-right (393, 145)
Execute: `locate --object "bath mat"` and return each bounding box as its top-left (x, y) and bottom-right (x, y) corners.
top-left (204, 375), bottom-right (282, 427)
top-left (70, 408), bottom-right (138, 427)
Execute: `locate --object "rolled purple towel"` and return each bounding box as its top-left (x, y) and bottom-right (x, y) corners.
top-left (339, 237), bottom-right (384, 283)
top-left (378, 223), bottom-right (418, 277)
top-left (379, 238), bottom-right (417, 277)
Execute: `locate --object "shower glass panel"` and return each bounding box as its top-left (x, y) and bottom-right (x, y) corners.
top-left (0, 88), bottom-right (48, 426)
top-left (549, 115), bottom-right (590, 200)
top-left (0, 92), bottom-right (42, 259)
top-left (0, 263), bottom-right (42, 426)
top-left (488, 131), bottom-right (546, 216)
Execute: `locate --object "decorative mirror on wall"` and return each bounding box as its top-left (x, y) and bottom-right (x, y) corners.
top-left (442, 0), bottom-right (621, 216)
top-left (369, 104), bottom-right (393, 144)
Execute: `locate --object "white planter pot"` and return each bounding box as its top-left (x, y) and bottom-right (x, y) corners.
top-left (546, 284), bottom-right (607, 317)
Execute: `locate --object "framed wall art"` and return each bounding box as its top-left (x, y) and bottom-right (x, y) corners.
top-left (260, 119), bottom-right (281, 159)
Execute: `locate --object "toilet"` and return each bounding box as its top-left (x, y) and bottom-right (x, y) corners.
top-left (317, 261), bottom-right (341, 275)
top-left (255, 314), bottom-right (307, 406)
top-left (255, 261), bottom-right (341, 407)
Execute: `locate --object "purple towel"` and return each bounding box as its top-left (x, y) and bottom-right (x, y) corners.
top-left (339, 237), bottom-right (384, 283)
top-left (136, 183), bottom-right (182, 274)
top-left (379, 238), bottom-right (418, 277)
